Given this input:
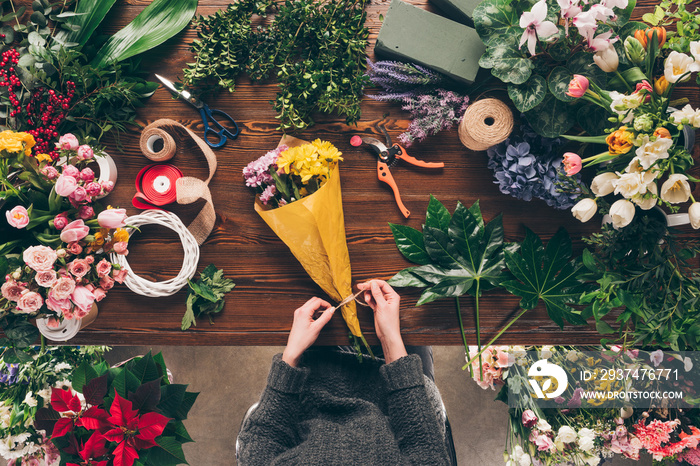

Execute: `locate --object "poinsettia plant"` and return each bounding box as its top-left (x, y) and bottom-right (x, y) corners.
top-left (35, 352), bottom-right (197, 466)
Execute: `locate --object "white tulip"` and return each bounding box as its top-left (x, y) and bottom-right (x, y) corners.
top-left (608, 91), bottom-right (634, 123)
top-left (689, 202), bottom-right (700, 229)
top-left (572, 198), bottom-right (597, 222)
top-left (664, 51), bottom-right (700, 83)
top-left (593, 46), bottom-right (619, 72)
top-left (591, 172), bottom-right (619, 196)
top-left (609, 199), bottom-right (636, 228)
top-left (660, 174), bottom-right (691, 204)
top-left (632, 182), bottom-right (657, 210)
top-left (634, 136), bottom-right (673, 170)
top-left (620, 406), bottom-right (634, 419)
top-left (613, 172), bottom-right (646, 198)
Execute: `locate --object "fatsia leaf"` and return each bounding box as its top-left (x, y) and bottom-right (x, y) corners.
top-left (387, 267), bottom-right (430, 288)
top-left (92, 0), bottom-right (198, 68)
top-left (425, 195), bottom-right (451, 233)
top-left (389, 223), bottom-right (430, 265)
top-left (502, 228), bottom-right (586, 328)
top-left (53, 0), bottom-right (117, 46)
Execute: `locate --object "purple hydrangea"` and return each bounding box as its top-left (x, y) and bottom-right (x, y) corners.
top-left (487, 122), bottom-right (580, 209)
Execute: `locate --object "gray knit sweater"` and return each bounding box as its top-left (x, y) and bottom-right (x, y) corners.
top-left (237, 351), bottom-right (450, 465)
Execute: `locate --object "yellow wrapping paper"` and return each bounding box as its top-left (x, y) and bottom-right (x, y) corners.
top-left (254, 140), bottom-right (363, 340)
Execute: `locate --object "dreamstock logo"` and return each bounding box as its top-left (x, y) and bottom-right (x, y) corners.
top-left (528, 359), bottom-right (569, 399)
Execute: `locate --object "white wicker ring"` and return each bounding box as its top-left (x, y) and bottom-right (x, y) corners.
top-left (110, 210), bottom-right (199, 297)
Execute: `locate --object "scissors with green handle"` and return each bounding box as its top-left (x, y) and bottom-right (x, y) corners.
top-left (155, 74), bottom-right (240, 149)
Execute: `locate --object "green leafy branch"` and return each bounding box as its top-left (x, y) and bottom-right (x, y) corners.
top-left (181, 264), bottom-right (235, 331)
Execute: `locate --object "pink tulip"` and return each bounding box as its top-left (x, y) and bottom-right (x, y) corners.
top-left (98, 208), bottom-right (127, 229)
top-left (563, 152), bottom-right (582, 175)
top-left (566, 74), bottom-right (589, 98)
top-left (70, 285), bottom-right (95, 317)
top-left (59, 219), bottom-right (90, 243)
top-left (54, 175), bottom-right (78, 197)
top-left (634, 80), bottom-right (653, 102)
top-left (6, 205), bottom-right (29, 229)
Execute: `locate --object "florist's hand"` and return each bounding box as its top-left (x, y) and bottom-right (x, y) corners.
top-left (282, 297), bottom-right (334, 367)
top-left (357, 280), bottom-right (407, 364)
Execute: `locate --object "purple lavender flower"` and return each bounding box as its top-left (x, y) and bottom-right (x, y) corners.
top-left (397, 90), bottom-right (470, 147)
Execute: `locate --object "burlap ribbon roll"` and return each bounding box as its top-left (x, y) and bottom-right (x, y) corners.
top-left (458, 98), bottom-right (514, 151)
top-left (137, 119), bottom-right (217, 245)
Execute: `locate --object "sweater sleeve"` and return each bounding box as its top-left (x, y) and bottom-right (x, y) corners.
top-left (237, 354), bottom-right (309, 465)
top-left (380, 354), bottom-right (451, 465)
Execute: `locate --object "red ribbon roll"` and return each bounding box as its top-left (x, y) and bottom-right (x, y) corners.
top-left (132, 163), bottom-right (183, 210)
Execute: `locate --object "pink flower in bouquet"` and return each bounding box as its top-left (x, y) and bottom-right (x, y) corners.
top-left (85, 255), bottom-right (94, 265)
top-left (57, 133), bottom-right (79, 151)
top-left (563, 152), bottom-right (582, 175)
top-left (566, 74), bottom-right (589, 98)
top-left (113, 268), bottom-right (128, 284)
top-left (80, 167), bottom-right (95, 182)
top-left (522, 409), bottom-right (538, 428)
top-left (113, 241), bottom-right (128, 256)
top-left (55, 174), bottom-right (78, 197)
top-left (92, 287), bottom-right (107, 302)
top-left (69, 185), bottom-right (88, 203)
top-left (242, 146), bottom-right (286, 187)
top-left (70, 285), bottom-right (94, 317)
top-left (634, 80), bottom-right (653, 102)
top-left (66, 242), bottom-right (83, 255)
top-left (634, 418), bottom-right (700, 461)
top-left (41, 165), bottom-right (59, 180)
top-left (23, 245), bottom-right (58, 272)
top-left (96, 259), bottom-right (112, 277)
top-left (101, 180), bottom-right (114, 193)
top-left (46, 315), bottom-right (61, 328)
top-left (259, 185), bottom-right (277, 205)
top-left (53, 213), bottom-right (68, 230)
top-left (62, 164), bottom-right (80, 179)
top-left (85, 182), bottom-right (101, 196)
top-left (76, 144), bottom-right (94, 160)
top-left (67, 259), bottom-right (90, 279)
top-left (35, 270), bottom-right (57, 288)
top-left (6, 205), bottom-right (29, 229)
top-left (99, 275), bottom-right (115, 291)
top-left (50, 276), bottom-right (76, 301)
top-left (650, 349), bottom-right (664, 367)
top-left (60, 219), bottom-right (90, 243)
top-left (46, 295), bottom-right (71, 316)
top-left (1, 280), bottom-right (25, 301)
top-left (78, 205), bottom-right (94, 220)
top-left (17, 291), bottom-right (43, 313)
top-left (529, 430), bottom-right (555, 452)
top-left (97, 208), bottom-right (127, 229)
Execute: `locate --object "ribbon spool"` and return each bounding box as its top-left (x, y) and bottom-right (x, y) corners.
top-left (132, 164), bottom-right (183, 209)
top-left (140, 126), bottom-right (177, 162)
top-left (458, 98), bottom-right (514, 151)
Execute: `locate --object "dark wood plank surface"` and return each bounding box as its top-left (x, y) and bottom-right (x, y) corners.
top-left (46, 0), bottom-right (699, 346)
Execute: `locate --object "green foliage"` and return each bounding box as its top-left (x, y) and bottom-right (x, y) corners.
top-left (181, 264), bottom-right (235, 330)
top-left (53, 0), bottom-right (118, 47)
top-left (184, 0), bottom-right (370, 132)
top-left (642, 0), bottom-right (700, 52)
top-left (507, 74), bottom-right (547, 113)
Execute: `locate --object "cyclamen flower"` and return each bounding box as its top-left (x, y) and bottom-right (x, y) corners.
top-left (519, 0), bottom-right (559, 56)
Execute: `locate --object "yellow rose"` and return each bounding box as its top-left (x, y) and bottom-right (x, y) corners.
top-left (35, 153), bottom-right (52, 163)
top-left (0, 130), bottom-right (26, 155)
top-left (606, 127), bottom-right (634, 155)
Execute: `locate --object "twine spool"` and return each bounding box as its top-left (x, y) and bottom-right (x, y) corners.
top-left (140, 125), bottom-right (177, 161)
top-left (458, 99), bottom-right (514, 151)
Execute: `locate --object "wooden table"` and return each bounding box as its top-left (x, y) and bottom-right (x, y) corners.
top-left (64, 0), bottom-right (698, 346)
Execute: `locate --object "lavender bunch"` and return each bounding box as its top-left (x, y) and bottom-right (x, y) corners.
top-left (366, 59), bottom-right (470, 146)
top-left (487, 122), bottom-right (580, 210)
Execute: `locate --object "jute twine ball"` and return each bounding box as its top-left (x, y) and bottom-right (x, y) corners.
top-left (458, 98), bottom-right (514, 151)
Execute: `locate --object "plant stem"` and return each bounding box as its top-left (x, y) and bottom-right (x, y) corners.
top-left (455, 297), bottom-right (473, 377)
top-left (615, 70), bottom-right (633, 92)
top-left (40, 334), bottom-right (45, 355)
top-left (475, 280), bottom-right (483, 380)
top-left (462, 307), bottom-right (529, 370)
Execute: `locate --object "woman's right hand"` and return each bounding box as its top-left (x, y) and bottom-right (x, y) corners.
top-left (357, 280), bottom-right (407, 364)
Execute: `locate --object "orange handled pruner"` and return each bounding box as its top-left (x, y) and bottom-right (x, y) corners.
top-left (359, 131), bottom-right (444, 218)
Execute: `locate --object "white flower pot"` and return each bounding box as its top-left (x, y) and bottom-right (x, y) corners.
top-left (36, 303), bottom-right (98, 342)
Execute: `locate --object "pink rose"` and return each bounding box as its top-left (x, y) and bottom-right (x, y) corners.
top-left (41, 165), bottom-right (59, 180)
top-left (46, 316), bottom-right (61, 328)
top-left (54, 174), bottom-right (78, 197)
top-left (23, 245), bottom-right (58, 272)
top-left (97, 209), bottom-right (127, 229)
top-left (67, 242), bottom-right (83, 255)
top-left (17, 291), bottom-right (43, 314)
top-left (78, 205), bottom-right (94, 220)
top-left (63, 304), bottom-right (75, 320)
top-left (522, 409), bottom-right (538, 428)
top-left (53, 214), bottom-right (68, 230)
top-left (60, 219), bottom-right (90, 243)
top-left (77, 145), bottom-right (94, 160)
top-left (113, 241), bottom-right (129, 256)
top-left (69, 186), bottom-right (88, 203)
top-left (50, 276), bottom-right (76, 301)
top-left (57, 133), bottom-right (79, 151)
top-left (113, 268), bottom-right (128, 284)
top-left (563, 152), bottom-right (582, 176)
top-left (80, 168), bottom-right (95, 183)
top-left (35, 270), bottom-right (57, 288)
top-left (67, 259), bottom-right (90, 279)
top-left (99, 275), bottom-right (115, 291)
top-left (61, 164), bottom-right (80, 179)
top-left (86, 255), bottom-right (94, 265)
top-left (101, 180), bottom-right (114, 193)
top-left (92, 287), bottom-right (107, 302)
top-left (1, 280), bottom-right (25, 301)
top-left (96, 259), bottom-right (112, 277)
top-left (46, 295), bottom-right (71, 316)
top-left (85, 182), bottom-right (101, 196)
top-left (535, 434), bottom-right (555, 452)
top-left (5, 205), bottom-right (29, 229)
top-left (70, 286), bottom-right (94, 318)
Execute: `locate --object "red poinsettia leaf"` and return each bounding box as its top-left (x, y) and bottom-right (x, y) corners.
top-left (101, 428), bottom-right (125, 443)
top-left (51, 388), bottom-right (81, 413)
top-left (51, 418), bottom-right (75, 438)
top-left (66, 463), bottom-right (81, 466)
top-left (108, 390), bottom-right (138, 427)
top-left (132, 436), bottom-right (157, 451)
top-left (94, 462), bottom-right (109, 466)
top-left (80, 431), bottom-right (109, 461)
top-left (78, 406), bottom-right (110, 431)
top-left (112, 440), bottom-right (140, 466)
top-left (34, 407), bottom-right (61, 435)
top-left (136, 412), bottom-right (171, 442)
top-left (83, 374), bottom-right (109, 407)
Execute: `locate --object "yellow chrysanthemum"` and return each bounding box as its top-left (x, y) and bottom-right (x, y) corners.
top-left (312, 139), bottom-right (343, 163)
top-left (90, 230), bottom-right (107, 247)
top-left (276, 147), bottom-right (298, 175)
top-left (113, 228), bottom-right (129, 243)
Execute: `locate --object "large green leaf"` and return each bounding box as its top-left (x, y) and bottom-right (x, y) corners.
top-left (567, 52), bottom-right (607, 87)
top-left (548, 66), bottom-right (575, 102)
top-left (145, 437), bottom-right (187, 466)
top-left (501, 228), bottom-right (586, 328)
top-left (479, 35), bottom-right (534, 85)
top-left (524, 94), bottom-right (577, 138)
top-left (53, 0), bottom-right (117, 46)
top-left (473, 0), bottom-right (521, 46)
top-left (577, 104), bottom-right (613, 135)
top-left (508, 74), bottom-right (547, 112)
top-left (92, 0), bottom-right (198, 68)
top-left (425, 195), bottom-right (451, 233)
top-left (72, 360), bottom-right (98, 393)
top-left (389, 224), bottom-right (430, 265)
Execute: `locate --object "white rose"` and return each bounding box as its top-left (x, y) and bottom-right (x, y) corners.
top-left (578, 428), bottom-right (596, 452)
top-left (519, 453), bottom-right (532, 466)
top-left (591, 172), bottom-right (619, 196)
top-left (572, 198), bottom-right (597, 222)
top-left (22, 391), bottom-right (37, 408)
top-left (660, 174), bottom-right (691, 204)
top-left (557, 425), bottom-right (578, 444)
top-left (689, 202), bottom-right (700, 229)
top-left (634, 136), bottom-right (673, 170)
top-left (537, 419), bottom-right (552, 432)
top-left (631, 182), bottom-right (657, 210)
top-left (609, 199), bottom-right (636, 228)
top-left (665, 51), bottom-right (700, 83)
top-left (613, 172), bottom-right (646, 198)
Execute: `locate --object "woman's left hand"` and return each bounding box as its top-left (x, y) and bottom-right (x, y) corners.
top-left (282, 297), bottom-right (335, 367)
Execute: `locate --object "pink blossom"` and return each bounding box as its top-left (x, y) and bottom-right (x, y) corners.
top-left (92, 287), bottom-right (107, 302)
top-left (17, 291), bottom-right (43, 313)
top-left (80, 167), bottom-right (95, 182)
top-left (96, 259), bottom-right (112, 277)
top-left (563, 152), bottom-right (582, 175)
top-left (57, 133), bottom-right (79, 151)
top-left (67, 242), bottom-right (83, 255)
top-left (566, 74), bottom-right (589, 98)
top-left (259, 184), bottom-right (277, 205)
top-left (573, 10), bottom-right (598, 44)
top-left (23, 245), bottom-right (58, 272)
top-left (77, 145), bottom-right (94, 160)
top-left (59, 219), bottom-right (90, 243)
top-left (78, 205), bottom-right (94, 220)
top-left (61, 164), bottom-right (80, 179)
top-left (113, 241), bottom-right (129, 255)
top-left (53, 214), bottom-right (68, 230)
top-left (85, 255), bottom-right (94, 265)
top-left (50, 276), bottom-right (76, 300)
top-left (589, 31), bottom-right (618, 52)
top-left (5, 205), bottom-right (29, 229)
top-left (522, 409), bottom-right (538, 428)
top-left (54, 174), bottom-right (78, 197)
top-left (85, 182), bottom-right (102, 196)
top-left (69, 186), bottom-right (88, 203)
top-left (519, 0), bottom-right (559, 56)
top-left (67, 259), bottom-right (90, 279)
top-left (70, 285), bottom-right (95, 318)
top-left (1, 280), bottom-right (25, 301)
top-left (46, 315), bottom-right (61, 328)
top-left (46, 295), bottom-right (71, 316)
top-left (97, 208), bottom-right (127, 229)
top-left (634, 80), bottom-right (653, 102)
top-left (41, 165), bottom-right (59, 180)
top-left (534, 433), bottom-right (555, 451)
top-left (35, 270), bottom-right (57, 287)
top-left (100, 275), bottom-right (115, 291)
top-left (113, 268), bottom-right (128, 284)
top-left (557, 0), bottom-right (581, 35)
top-left (101, 180), bottom-right (114, 193)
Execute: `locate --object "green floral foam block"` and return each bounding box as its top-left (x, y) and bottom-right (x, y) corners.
top-left (430, 0), bottom-right (481, 27)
